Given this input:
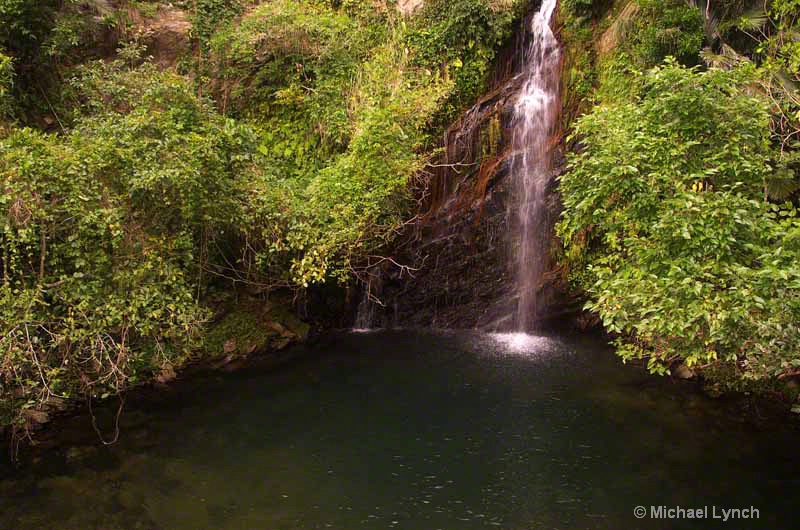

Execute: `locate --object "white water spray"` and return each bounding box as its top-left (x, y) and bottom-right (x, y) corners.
top-left (511, 0), bottom-right (561, 331)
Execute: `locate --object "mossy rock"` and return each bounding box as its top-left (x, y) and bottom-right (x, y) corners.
top-left (267, 306), bottom-right (311, 341)
top-left (202, 303), bottom-right (310, 359)
top-left (202, 310), bottom-right (277, 358)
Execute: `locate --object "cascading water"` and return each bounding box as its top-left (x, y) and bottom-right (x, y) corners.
top-left (353, 272), bottom-right (384, 330)
top-left (353, 287), bottom-right (376, 331)
top-left (511, 0), bottom-right (561, 331)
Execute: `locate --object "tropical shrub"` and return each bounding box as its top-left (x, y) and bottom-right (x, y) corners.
top-left (189, 0), bottom-right (248, 49)
top-left (625, 0), bottom-right (705, 67)
top-left (204, 0), bottom-right (523, 286)
top-left (405, 0), bottom-right (524, 124)
top-left (0, 57), bottom-right (258, 430)
top-left (0, 50), bottom-right (12, 121)
top-left (558, 62), bottom-right (800, 385)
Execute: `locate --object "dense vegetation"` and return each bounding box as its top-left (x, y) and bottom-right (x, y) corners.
top-left (0, 0), bottom-right (528, 437)
top-left (558, 0), bottom-right (800, 394)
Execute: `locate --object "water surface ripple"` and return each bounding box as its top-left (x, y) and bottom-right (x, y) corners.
top-left (0, 330), bottom-right (797, 529)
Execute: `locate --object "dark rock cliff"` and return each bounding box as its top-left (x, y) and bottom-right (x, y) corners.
top-left (359, 10), bottom-right (583, 331)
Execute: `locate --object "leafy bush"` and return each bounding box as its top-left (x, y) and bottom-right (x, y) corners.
top-left (744, 0), bottom-right (800, 162)
top-left (209, 0), bottom-right (377, 148)
top-left (189, 0), bottom-right (247, 50)
top-left (0, 49), bottom-right (12, 121)
top-left (0, 0), bottom-right (54, 47)
top-left (561, 0), bottom-right (608, 19)
top-left (283, 40), bottom-right (451, 285)
top-left (0, 57), bottom-right (258, 429)
top-left (625, 0), bottom-right (705, 67)
top-left (204, 0), bottom-right (521, 285)
top-left (558, 62), bottom-right (800, 385)
top-left (0, 0), bottom-right (128, 124)
top-left (405, 0), bottom-right (523, 124)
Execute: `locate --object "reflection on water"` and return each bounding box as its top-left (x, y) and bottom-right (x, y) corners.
top-left (0, 330), bottom-right (798, 530)
top-left (488, 332), bottom-right (555, 354)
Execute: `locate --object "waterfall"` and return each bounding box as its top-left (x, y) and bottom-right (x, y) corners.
top-left (353, 272), bottom-right (383, 331)
top-left (511, 0), bottom-right (561, 331)
top-left (353, 287), bottom-right (375, 331)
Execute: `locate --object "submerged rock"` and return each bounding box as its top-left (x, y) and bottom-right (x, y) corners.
top-left (65, 445), bottom-right (98, 465)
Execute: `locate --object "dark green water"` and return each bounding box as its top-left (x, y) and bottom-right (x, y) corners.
top-left (1, 330), bottom-right (798, 529)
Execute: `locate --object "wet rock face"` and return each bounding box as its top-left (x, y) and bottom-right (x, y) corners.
top-left (356, 75), bottom-right (518, 329)
top-left (371, 112), bottom-right (569, 328)
top-left (368, 11), bottom-right (582, 331)
top-left (384, 164), bottom-right (519, 330)
top-left (387, 175), bottom-right (515, 328)
top-left (378, 155), bottom-right (570, 331)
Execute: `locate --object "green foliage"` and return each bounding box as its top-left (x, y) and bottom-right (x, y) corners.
top-left (558, 62), bottom-right (800, 385)
top-left (594, 52), bottom-right (645, 104)
top-left (561, 0), bottom-right (610, 19)
top-left (0, 0), bottom-right (57, 115)
top-left (625, 0), bottom-right (705, 67)
top-left (0, 56), bottom-right (259, 429)
top-left (209, 0), bottom-right (376, 147)
top-left (405, 0), bottom-right (523, 124)
top-left (748, 0), bottom-right (800, 158)
top-left (559, 0), bottom-right (603, 125)
top-left (282, 39), bottom-right (451, 285)
top-left (562, 0), bottom-right (594, 14)
top-left (42, 4), bottom-right (116, 61)
top-left (0, 0), bottom-right (126, 124)
top-left (202, 0), bottom-right (519, 285)
top-left (0, 0), bottom-right (54, 47)
top-left (0, 49), bottom-right (13, 121)
top-left (189, 0), bottom-right (247, 50)
top-left (561, 0), bottom-right (706, 116)
top-left (202, 0), bottom-right (387, 285)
